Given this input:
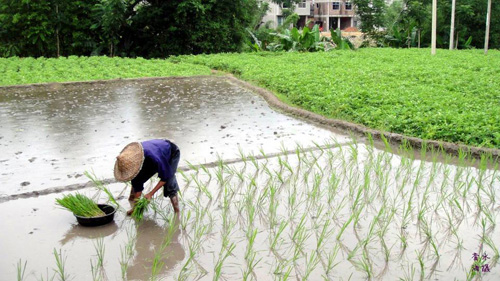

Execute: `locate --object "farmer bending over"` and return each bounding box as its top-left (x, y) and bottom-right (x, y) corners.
top-left (114, 139), bottom-right (181, 214)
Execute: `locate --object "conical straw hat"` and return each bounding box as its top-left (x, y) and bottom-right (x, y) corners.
top-left (114, 142), bottom-right (144, 182)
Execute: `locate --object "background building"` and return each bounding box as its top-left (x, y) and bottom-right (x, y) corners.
top-left (261, 0), bottom-right (357, 30)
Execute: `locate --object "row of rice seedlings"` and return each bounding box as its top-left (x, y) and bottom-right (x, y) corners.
top-left (170, 140), bottom-right (500, 280)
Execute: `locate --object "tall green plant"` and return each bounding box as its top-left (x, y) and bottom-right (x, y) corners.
top-left (269, 24), bottom-right (332, 52)
top-left (330, 28), bottom-right (353, 50)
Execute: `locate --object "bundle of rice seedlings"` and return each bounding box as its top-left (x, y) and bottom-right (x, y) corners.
top-left (131, 197), bottom-right (150, 220)
top-left (56, 193), bottom-right (105, 217)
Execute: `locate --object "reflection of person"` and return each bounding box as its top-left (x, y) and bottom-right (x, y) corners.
top-left (114, 139), bottom-right (181, 215)
top-left (127, 218), bottom-right (185, 281)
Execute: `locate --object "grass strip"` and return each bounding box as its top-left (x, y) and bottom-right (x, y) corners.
top-left (0, 56), bottom-right (212, 86)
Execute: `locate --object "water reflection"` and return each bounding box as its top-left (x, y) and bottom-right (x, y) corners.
top-left (127, 217), bottom-right (185, 281)
top-left (60, 221), bottom-right (119, 245)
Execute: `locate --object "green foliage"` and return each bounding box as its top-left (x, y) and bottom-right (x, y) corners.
top-left (382, 0), bottom-right (500, 49)
top-left (179, 49), bottom-right (500, 148)
top-left (268, 24), bottom-right (335, 52)
top-left (56, 193), bottom-right (105, 218)
top-left (0, 0), bottom-right (100, 57)
top-left (353, 0), bottom-right (387, 37)
top-left (330, 28), bottom-right (352, 50)
top-left (0, 56), bottom-right (212, 85)
top-left (91, 0), bottom-right (127, 57)
top-left (0, 0), bottom-right (262, 58)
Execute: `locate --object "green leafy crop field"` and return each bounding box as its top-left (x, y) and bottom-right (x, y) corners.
top-left (0, 56), bottom-right (211, 86)
top-left (178, 49), bottom-right (500, 148)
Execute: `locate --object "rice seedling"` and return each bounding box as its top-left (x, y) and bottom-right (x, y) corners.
top-left (131, 197), bottom-right (150, 220)
top-left (238, 145), bottom-right (248, 164)
top-left (185, 160), bottom-right (200, 173)
top-left (93, 237), bottom-right (106, 268)
top-left (53, 248), bottom-right (69, 281)
top-left (399, 264), bottom-right (416, 281)
top-left (119, 225), bottom-right (136, 280)
top-left (84, 170), bottom-right (120, 208)
top-left (213, 242), bottom-right (236, 281)
top-left (56, 193), bottom-right (105, 217)
top-left (16, 259), bottom-right (27, 281)
top-left (37, 269), bottom-right (56, 281)
top-left (303, 251), bottom-right (319, 280)
top-left (249, 154), bottom-right (259, 170)
top-left (271, 221), bottom-right (288, 251)
top-left (243, 251), bottom-right (261, 281)
top-left (199, 164), bottom-right (212, 181)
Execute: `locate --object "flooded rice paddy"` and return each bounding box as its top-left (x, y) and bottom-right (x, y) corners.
top-left (1, 77), bottom-right (499, 280)
top-left (0, 77), bottom-right (347, 197)
top-left (2, 141), bottom-right (499, 280)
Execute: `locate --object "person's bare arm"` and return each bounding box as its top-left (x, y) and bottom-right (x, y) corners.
top-left (144, 180), bottom-right (166, 200)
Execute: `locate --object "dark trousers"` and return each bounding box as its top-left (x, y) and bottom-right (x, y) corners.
top-left (163, 140), bottom-right (180, 198)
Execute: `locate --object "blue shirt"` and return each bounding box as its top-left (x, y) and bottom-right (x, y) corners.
top-left (131, 139), bottom-right (174, 191)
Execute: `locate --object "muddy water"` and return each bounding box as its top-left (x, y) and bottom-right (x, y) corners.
top-left (2, 77), bottom-right (499, 280)
top-left (1, 143), bottom-right (499, 280)
top-left (0, 77), bottom-right (349, 197)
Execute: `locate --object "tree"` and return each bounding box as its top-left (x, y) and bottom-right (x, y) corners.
top-left (352, 0), bottom-right (387, 37)
top-left (271, 0), bottom-right (301, 18)
top-left (91, 0), bottom-right (127, 57)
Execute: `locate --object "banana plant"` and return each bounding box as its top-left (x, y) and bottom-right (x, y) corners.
top-left (269, 24), bottom-right (332, 52)
top-left (330, 28), bottom-right (352, 50)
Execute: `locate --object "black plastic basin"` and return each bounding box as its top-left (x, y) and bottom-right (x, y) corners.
top-left (74, 204), bottom-right (116, 227)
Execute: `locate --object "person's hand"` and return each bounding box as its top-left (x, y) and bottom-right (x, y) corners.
top-left (144, 192), bottom-right (153, 200)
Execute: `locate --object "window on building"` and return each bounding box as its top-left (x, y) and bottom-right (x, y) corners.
top-left (345, 2), bottom-right (352, 10)
top-left (316, 3), bottom-right (319, 8)
top-left (298, 0), bottom-right (306, 8)
top-left (332, 2), bottom-right (340, 10)
top-left (277, 16), bottom-right (284, 26)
